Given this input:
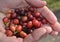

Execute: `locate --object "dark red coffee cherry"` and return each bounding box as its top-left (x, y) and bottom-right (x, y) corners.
top-left (28, 13), bottom-right (34, 20)
top-left (16, 25), bottom-right (22, 32)
top-left (41, 18), bottom-right (47, 24)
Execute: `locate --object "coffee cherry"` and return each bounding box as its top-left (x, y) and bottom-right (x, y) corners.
top-left (32, 19), bottom-right (41, 28)
top-left (41, 18), bottom-right (47, 24)
top-left (20, 31), bottom-right (27, 38)
top-left (34, 11), bottom-right (40, 17)
top-left (21, 16), bottom-right (28, 22)
top-left (28, 13), bottom-right (34, 20)
top-left (13, 19), bottom-right (19, 24)
top-left (5, 30), bottom-right (13, 36)
top-left (27, 21), bottom-right (33, 29)
top-left (3, 17), bottom-right (9, 24)
top-left (10, 24), bottom-right (16, 32)
top-left (16, 25), bottom-right (22, 32)
top-left (28, 7), bottom-right (35, 12)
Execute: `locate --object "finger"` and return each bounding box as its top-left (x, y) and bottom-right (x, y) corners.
top-left (31, 28), bottom-right (46, 41)
top-left (25, 0), bottom-right (46, 8)
top-left (41, 24), bottom-right (52, 33)
top-left (23, 34), bottom-right (35, 42)
top-left (18, 38), bottom-right (23, 42)
top-left (0, 13), bottom-right (5, 33)
top-left (50, 31), bottom-right (58, 36)
top-left (51, 22), bottom-right (60, 32)
top-left (37, 6), bottom-right (58, 25)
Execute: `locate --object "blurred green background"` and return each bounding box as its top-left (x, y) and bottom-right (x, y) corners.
top-left (46, 0), bottom-right (60, 11)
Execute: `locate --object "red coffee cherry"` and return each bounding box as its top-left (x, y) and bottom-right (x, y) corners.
top-left (16, 25), bottom-right (22, 32)
top-left (32, 19), bottom-right (41, 28)
top-left (34, 11), bottom-right (40, 17)
top-left (21, 16), bottom-right (28, 22)
top-left (3, 17), bottom-right (9, 24)
top-left (5, 30), bottom-right (13, 36)
top-left (10, 24), bottom-right (16, 32)
top-left (20, 31), bottom-right (27, 38)
top-left (27, 21), bottom-right (33, 29)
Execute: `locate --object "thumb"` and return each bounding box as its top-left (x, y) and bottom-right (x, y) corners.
top-left (25, 0), bottom-right (46, 8)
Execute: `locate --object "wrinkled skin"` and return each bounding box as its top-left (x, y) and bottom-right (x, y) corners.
top-left (0, 0), bottom-right (60, 42)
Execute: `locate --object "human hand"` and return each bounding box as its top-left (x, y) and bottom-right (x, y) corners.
top-left (0, 10), bottom-right (59, 42)
top-left (0, 0), bottom-right (60, 42)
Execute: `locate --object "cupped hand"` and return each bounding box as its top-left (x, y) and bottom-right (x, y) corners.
top-left (0, 0), bottom-right (60, 42)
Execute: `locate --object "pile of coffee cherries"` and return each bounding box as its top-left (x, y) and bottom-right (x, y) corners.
top-left (3, 7), bottom-right (48, 38)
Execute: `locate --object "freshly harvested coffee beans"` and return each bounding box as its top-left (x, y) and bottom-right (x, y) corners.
top-left (3, 7), bottom-right (48, 38)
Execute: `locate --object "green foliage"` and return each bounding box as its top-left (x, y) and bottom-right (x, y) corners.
top-left (46, 0), bottom-right (60, 10)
